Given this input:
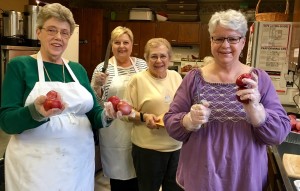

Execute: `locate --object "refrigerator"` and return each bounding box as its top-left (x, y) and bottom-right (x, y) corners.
top-left (246, 21), bottom-right (300, 105)
top-left (62, 24), bottom-right (79, 62)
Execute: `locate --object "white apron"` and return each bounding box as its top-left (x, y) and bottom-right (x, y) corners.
top-left (99, 57), bottom-right (138, 180)
top-left (5, 52), bottom-right (95, 191)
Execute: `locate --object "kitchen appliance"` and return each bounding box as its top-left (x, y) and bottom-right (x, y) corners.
top-left (1, 10), bottom-right (25, 45)
top-left (246, 21), bottom-right (300, 105)
top-left (62, 25), bottom-right (79, 62)
top-left (129, 8), bottom-right (154, 21)
top-left (23, 5), bottom-right (40, 47)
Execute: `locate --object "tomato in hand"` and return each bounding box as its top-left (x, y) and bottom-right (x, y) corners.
top-left (108, 96), bottom-right (121, 111)
top-left (46, 90), bottom-right (58, 100)
top-left (43, 99), bottom-right (63, 111)
top-left (236, 73), bottom-right (253, 104)
top-left (236, 73), bottom-right (253, 87)
top-left (117, 101), bottom-right (132, 115)
top-left (43, 90), bottom-right (62, 111)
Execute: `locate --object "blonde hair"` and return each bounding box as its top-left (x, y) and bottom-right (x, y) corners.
top-left (144, 38), bottom-right (172, 61)
top-left (111, 26), bottom-right (134, 43)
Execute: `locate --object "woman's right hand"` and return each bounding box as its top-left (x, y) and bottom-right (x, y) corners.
top-left (34, 95), bottom-right (65, 117)
top-left (183, 100), bottom-right (211, 131)
top-left (144, 113), bottom-right (160, 129)
top-left (92, 71), bottom-right (108, 87)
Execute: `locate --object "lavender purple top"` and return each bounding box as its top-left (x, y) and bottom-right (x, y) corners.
top-left (164, 68), bottom-right (290, 191)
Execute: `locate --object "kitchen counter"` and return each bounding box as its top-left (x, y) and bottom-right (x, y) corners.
top-left (269, 141), bottom-right (299, 191)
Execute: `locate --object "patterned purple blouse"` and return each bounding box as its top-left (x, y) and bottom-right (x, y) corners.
top-left (164, 68), bottom-right (290, 191)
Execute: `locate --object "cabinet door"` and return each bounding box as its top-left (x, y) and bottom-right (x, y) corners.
top-left (199, 24), bottom-right (212, 60)
top-left (139, 22), bottom-right (156, 59)
top-left (72, 8), bottom-right (104, 80)
top-left (178, 23), bottom-right (200, 44)
top-left (124, 22), bottom-right (141, 58)
top-left (156, 22), bottom-right (179, 44)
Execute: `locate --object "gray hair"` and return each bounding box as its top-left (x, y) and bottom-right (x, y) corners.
top-left (208, 9), bottom-right (248, 37)
top-left (111, 26), bottom-right (134, 43)
top-left (36, 3), bottom-right (76, 33)
top-left (144, 38), bottom-right (172, 61)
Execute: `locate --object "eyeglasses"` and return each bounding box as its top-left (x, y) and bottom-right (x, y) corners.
top-left (41, 27), bottom-right (71, 39)
top-left (149, 54), bottom-right (168, 62)
top-left (211, 36), bottom-right (243, 44)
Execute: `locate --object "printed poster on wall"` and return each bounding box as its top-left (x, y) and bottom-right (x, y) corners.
top-left (256, 23), bottom-right (291, 72)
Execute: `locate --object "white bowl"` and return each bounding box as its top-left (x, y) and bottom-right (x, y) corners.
top-left (156, 14), bottom-right (168, 21)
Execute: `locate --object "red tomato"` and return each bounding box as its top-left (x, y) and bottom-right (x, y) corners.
top-left (296, 122), bottom-right (300, 131)
top-left (290, 119), bottom-right (297, 130)
top-left (43, 90), bottom-right (62, 111)
top-left (117, 101), bottom-right (132, 115)
top-left (236, 73), bottom-right (253, 87)
top-left (46, 90), bottom-right (58, 100)
top-left (43, 99), bottom-right (62, 111)
top-left (236, 86), bottom-right (250, 104)
top-left (108, 96), bottom-right (121, 112)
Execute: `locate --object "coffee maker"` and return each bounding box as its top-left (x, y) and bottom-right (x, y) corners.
top-left (1, 10), bottom-right (25, 46)
top-left (23, 5), bottom-right (40, 47)
top-left (0, 5), bottom-right (40, 47)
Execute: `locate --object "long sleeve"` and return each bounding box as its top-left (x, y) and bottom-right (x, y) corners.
top-left (250, 69), bottom-right (290, 145)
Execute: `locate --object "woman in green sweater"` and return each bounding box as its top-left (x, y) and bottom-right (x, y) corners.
top-left (0, 3), bottom-right (112, 191)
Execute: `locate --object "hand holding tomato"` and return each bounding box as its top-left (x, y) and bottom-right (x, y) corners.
top-left (43, 90), bottom-right (63, 111)
top-left (33, 90), bottom-right (65, 119)
top-left (236, 73), bottom-right (266, 126)
top-left (106, 96), bottom-right (134, 119)
top-left (236, 73), bottom-right (253, 104)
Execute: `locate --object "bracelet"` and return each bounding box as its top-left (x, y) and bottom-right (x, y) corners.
top-left (140, 112), bottom-right (145, 122)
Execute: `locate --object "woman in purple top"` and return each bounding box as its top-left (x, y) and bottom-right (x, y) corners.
top-left (163, 9), bottom-right (290, 191)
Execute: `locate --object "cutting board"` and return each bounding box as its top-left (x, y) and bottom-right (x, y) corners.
top-left (283, 154), bottom-right (300, 179)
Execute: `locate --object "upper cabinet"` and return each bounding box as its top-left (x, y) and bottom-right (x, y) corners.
top-left (156, 22), bottom-right (201, 45)
top-left (199, 24), bottom-right (211, 60)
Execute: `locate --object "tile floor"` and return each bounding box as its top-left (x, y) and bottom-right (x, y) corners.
top-left (0, 129), bottom-right (111, 191)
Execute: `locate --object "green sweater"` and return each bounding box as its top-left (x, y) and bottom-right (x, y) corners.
top-left (0, 56), bottom-right (104, 134)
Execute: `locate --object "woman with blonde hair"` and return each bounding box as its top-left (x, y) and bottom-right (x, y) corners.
top-left (91, 26), bottom-right (147, 191)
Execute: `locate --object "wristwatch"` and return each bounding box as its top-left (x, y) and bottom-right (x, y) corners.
top-left (140, 112), bottom-right (146, 122)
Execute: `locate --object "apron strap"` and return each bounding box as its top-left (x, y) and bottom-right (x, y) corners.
top-left (63, 58), bottom-right (79, 83)
top-left (37, 51), bottom-right (45, 82)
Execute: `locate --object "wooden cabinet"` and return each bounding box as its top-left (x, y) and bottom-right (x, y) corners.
top-left (156, 22), bottom-right (200, 45)
top-left (71, 8), bottom-right (105, 80)
top-left (199, 24), bottom-right (211, 60)
top-left (109, 21), bottom-right (156, 59)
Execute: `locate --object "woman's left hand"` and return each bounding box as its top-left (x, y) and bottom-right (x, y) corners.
top-left (236, 73), bottom-right (266, 126)
top-left (144, 113), bottom-right (160, 129)
top-left (236, 73), bottom-right (261, 105)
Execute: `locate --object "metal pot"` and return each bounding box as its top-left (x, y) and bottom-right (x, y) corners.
top-left (1, 10), bottom-right (23, 37)
top-left (23, 5), bottom-right (39, 40)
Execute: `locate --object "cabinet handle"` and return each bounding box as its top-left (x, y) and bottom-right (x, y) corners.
top-left (171, 40), bottom-right (177, 42)
top-left (79, 40), bottom-right (88, 44)
top-left (133, 43), bottom-right (139, 46)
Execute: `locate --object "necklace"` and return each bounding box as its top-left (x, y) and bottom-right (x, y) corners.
top-left (43, 64), bottom-right (65, 83)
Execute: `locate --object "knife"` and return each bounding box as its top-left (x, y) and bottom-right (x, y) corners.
top-left (102, 40), bottom-right (111, 73)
